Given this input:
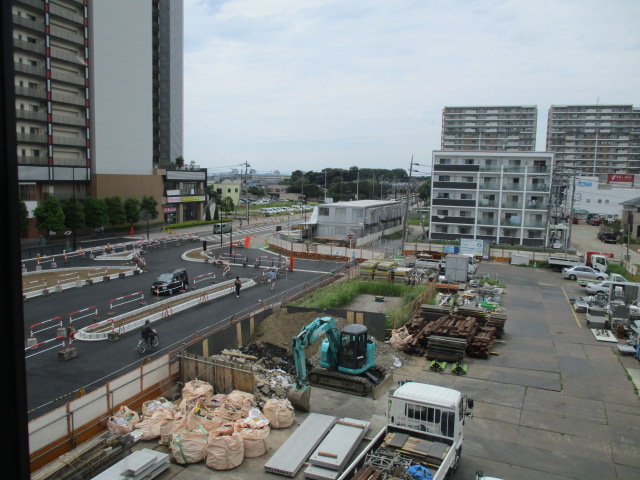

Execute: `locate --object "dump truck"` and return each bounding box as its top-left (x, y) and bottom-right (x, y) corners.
top-left (338, 381), bottom-right (474, 480)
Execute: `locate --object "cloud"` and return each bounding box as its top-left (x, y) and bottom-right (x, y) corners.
top-left (183, 0), bottom-right (640, 173)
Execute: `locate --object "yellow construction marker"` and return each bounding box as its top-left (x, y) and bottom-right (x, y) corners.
top-left (561, 286), bottom-right (582, 328)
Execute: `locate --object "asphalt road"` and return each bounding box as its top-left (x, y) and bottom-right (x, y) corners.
top-left (570, 223), bottom-right (640, 265)
top-left (22, 221), bottom-right (338, 419)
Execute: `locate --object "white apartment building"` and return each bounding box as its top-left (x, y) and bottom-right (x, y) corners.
top-left (429, 151), bottom-right (553, 247)
top-left (314, 200), bottom-right (404, 246)
top-left (547, 105), bottom-right (640, 176)
top-left (441, 106), bottom-right (537, 152)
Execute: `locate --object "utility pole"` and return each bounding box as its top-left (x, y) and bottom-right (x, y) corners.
top-left (324, 169), bottom-right (327, 203)
top-left (565, 170), bottom-right (576, 252)
top-left (401, 156), bottom-right (414, 253)
top-left (243, 161), bottom-right (250, 224)
top-left (356, 168), bottom-right (359, 200)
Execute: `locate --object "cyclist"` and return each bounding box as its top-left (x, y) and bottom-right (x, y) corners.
top-left (141, 320), bottom-right (156, 345)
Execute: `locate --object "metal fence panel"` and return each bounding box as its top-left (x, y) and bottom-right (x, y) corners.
top-left (142, 356), bottom-right (171, 390)
top-left (69, 385), bottom-right (108, 427)
top-left (28, 405), bottom-right (68, 453)
top-left (110, 369), bottom-right (140, 408)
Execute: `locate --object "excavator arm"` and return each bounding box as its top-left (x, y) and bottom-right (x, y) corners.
top-left (291, 316), bottom-right (340, 390)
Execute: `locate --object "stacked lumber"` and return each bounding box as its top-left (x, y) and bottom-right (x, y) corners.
top-left (418, 304), bottom-right (451, 322)
top-left (426, 314), bottom-right (479, 341)
top-left (466, 326), bottom-right (496, 358)
top-left (426, 336), bottom-right (466, 362)
top-left (484, 313), bottom-right (506, 339)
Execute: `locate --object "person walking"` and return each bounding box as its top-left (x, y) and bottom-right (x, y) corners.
top-left (234, 277), bottom-right (242, 297)
top-left (267, 269), bottom-right (277, 291)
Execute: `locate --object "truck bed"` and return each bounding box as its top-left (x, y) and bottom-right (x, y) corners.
top-left (339, 426), bottom-right (454, 480)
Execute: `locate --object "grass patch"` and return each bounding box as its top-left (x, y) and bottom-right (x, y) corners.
top-left (292, 280), bottom-right (427, 309)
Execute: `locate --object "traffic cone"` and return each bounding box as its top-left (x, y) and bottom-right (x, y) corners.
top-left (129, 226), bottom-right (134, 236)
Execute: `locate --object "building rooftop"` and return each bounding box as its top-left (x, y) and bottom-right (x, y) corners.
top-left (325, 200), bottom-right (402, 208)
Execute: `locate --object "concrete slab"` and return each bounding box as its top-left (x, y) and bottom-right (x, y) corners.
top-left (464, 364), bottom-right (561, 391)
top-left (515, 424), bottom-right (611, 461)
top-left (614, 462), bottom-right (640, 480)
top-left (611, 441), bottom-right (640, 469)
top-left (523, 388), bottom-right (607, 422)
top-left (463, 432), bottom-right (617, 479)
top-left (447, 376), bottom-right (526, 409)
top-left (583, 344), bottom-right (620, 362)
top-left (466, 416), bottom-right (518, 443)
top-left (471, 400), bottom-right (522, 425)
top-left (560, 374), bottom-right (605, 401)
top-left (552, 341), bottom-right (589, 358)
top-left (519, 409), bottom-right (609, 440)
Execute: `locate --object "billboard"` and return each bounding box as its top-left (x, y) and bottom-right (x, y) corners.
top-left (607, 174), bottom-right (635, 184)
top-left (460, 238), bottom-right (486, 256)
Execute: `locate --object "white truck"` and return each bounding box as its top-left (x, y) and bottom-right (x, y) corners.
top-left (548, 251), bottom-right (611, 273)
top-left (338, 382), bottom-right (474, 480)
top-left (444, 254), bottom-right (478, 282)
top-left (415, 254), bottom-right (445, 272)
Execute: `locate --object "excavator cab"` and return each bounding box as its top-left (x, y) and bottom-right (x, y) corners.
top-left (336, 324), bottom-right (375, 375)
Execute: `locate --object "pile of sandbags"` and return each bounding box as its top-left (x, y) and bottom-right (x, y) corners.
top-left (262, 399), bottom-right (295, 429)
top-left (107, 405), bottom-right (139, 434)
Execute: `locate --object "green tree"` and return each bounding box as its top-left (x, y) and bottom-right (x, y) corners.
top-left (83, 196), bottom-right (109, 233)
top-left (248, 186), bottom-right (264, 196)
top-left (417, 178), bottom-right (432, 206)
top-left (140, 195), bottom-right (159, 239)
top-left (63, 196), bottom-right (85, 249)
top-left (220, 196), bottom-right (234, 218)
top-left (33, 195), bottom-right (65, 240)
top-left (104, 196), bottom-right (127, 230)
top-left (175, 155), bottom-right (185, 168)
top-left (19, 200), bottom-right (29, 235)
top-left (124, 197), bottom-right (141, 226)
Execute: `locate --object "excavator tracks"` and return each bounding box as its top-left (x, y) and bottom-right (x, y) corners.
top-left (308, 370), bottom-right (372, 396)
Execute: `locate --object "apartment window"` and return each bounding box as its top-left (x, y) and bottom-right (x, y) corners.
top-left (459, 211), bottom-right (470, 217)
top-left (436, 225), bottom-right (449, 233)
top-left (28, 59), bottom-right (37, 67)
top-left (30, 149), bottom-right (40, 156)
top-left (460, 193), bottom-right (472, 200)
top-left (336, 208), bottom-right (347, 218)
top-left (464, 159), bottom-right (475, 165)
top-left (29, 105), bottom-right (38, 112)
top-left (438, 158), bottom-right (451, 165)
top-left (319, 207), bottom-right (329, 216)
top-left (459, 227), bottom-right (471, 234)
top-left (19, 184), bottom-right (36, 201)
top-left (439, 175), bottom-right (450, 182)
top-left (462, 176), bottom-right (474, 183)
top-left (436, 193), bottom-right (450, 199)
top-left (436, 210), bottom-right (449, 216)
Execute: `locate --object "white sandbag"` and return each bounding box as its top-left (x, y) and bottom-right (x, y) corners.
top-left (106, 405), bottom-right (140, 435)
top-left (159, 411), bottom-right (183, 446)
top-left (235, 423), bottom-right (270, 458)
top-left (205, 426), bottom-right (244, 470)
top-left (225, 390), bottom-right (256, 416)
top-left (170, 425), bottom-right (208, 464)
top-left (142, 396), bottom-right (176, 416)
top-left (262, 399), bottom-right (295, 429)
top-left (181, 379), bottom-right (214, 403)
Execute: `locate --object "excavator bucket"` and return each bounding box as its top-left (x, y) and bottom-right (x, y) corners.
top-left (287, 386), bottom-right (311, 412)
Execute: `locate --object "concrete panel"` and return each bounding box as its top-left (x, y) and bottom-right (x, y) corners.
top-left (463, 364), bottom-right (561, 391)
top-left (519, 409), bottom-right (609, 440)
top-left (516, 424), bottom-right (611, 460)
top-left (523, 388), bottom-right (606, 422)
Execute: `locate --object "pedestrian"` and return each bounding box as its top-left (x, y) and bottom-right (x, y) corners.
top-left (239, 219), bottom-right (243, 228)
top-left (267, 269), bottom-right (277, 291)
top-left (234, 276), bottom-right (242, 297)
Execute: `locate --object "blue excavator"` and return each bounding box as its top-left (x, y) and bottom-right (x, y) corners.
top-left (287, 316), bottom-right (384, 411)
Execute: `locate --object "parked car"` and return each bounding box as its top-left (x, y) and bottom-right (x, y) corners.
top-left (585, 281), bottom-right (611, 296)
top-left (151, 268), bottom-right (189, 295)
top-left (598, 231), bottom-right (619, 243)
top-left (562, 266), bottom-right (609, 282)
top-left (588, 217), bottom-right (603, 226)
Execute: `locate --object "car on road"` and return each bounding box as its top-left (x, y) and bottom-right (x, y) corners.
top-left (585, 280), bottom-right (611, 296)
top-left (151, 268), bottom-right (189, 295)
top-left (562, 265), bottom-right (609, 282)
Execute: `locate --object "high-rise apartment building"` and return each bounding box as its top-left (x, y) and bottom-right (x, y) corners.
top-left (546, 105), bottom-right (640, 176)
top-left (429, 151), bottom-right (552, 247)
top-left (11, 0), bottom-right (186, 233)
top-left (441, 106), bottom-right (537, 152)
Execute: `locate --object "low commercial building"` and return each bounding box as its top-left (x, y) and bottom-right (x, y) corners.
top-left (429, 151), bottom-right (553, 246)
top-left (313, 200), bottom-right (404, 246)
top-left (160, 166), bottom-right (208, 223)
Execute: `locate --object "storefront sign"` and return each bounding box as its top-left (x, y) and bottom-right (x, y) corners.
top-left (167, 195), bottom-right (206, 203)
top-left (608, 174), bottom-right (634, 183)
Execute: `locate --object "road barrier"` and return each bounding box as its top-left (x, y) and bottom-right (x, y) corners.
top-left (25, 335), bottom-right (65, 354)
top-left (108, 291), bottom-right (145, 315)
top-left (57, 272), bottom-right (80, 285)
top-left (27, 316), bottom-right (64, 348)
top-left (193, 272), bottom-right (216, 288)
top-left (69, 306), bottom-right (99, 330)
top-left (88, 267), bottom-right (108, 279)
top-left (23, 278), bottom-right (46, 293)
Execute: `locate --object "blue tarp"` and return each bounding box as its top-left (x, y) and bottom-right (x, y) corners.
top-left (406, 464), bottom-right (433, 480)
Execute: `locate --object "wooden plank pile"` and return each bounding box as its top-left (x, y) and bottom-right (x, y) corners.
top-left (466, 326), bottom-right (497, 358)
top-left (426, 335), bottom-right (467, 362)
top-left (419, 304), bottom-right (451, 322)
top-left (457, 307), bottom-right (507, 339)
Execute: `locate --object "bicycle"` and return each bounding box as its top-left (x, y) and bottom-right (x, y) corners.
top-left (136, 331), bottom-right (159, 354)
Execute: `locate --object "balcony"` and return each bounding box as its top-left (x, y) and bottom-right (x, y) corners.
top-left (16, 132), bottom-right (47, 144)
top-left (524, 220), bottom-right (546, 228)
top-left (12, 12), bottom-right (44, 32)
top-left (53, 135), bottom-right (86, 147)
top-left (502, 183), bottom-right (524, 191)
top-left (526, 201), bottom-right (548, 210)
top-left (52, 113), bottom-right (86, 127)
top-left (478, 183), bottom-right (501, 190)
top-left (430, 216), bottom-right (475, 225)
top-left (502, 218), bottom-right (522, 227)
top-left (433, 164), bottom-right (480, 172)
top-left (52, 92), bottom-right (85, 106)
top-left (18, 155), bottom-right (47, 165)
top-left (478, 200), bottom-right (499, 208)
top-left (14, 62), bottom-right (45, 77)
top-left (15, 110), bottom-right (47, 122)
top-left (13, 38), bottom-right (45, 56)
top-left (501, 201), bottom-right (523, 209)
top-left (50, 47), bottom-right (82, 64)
top-left (14, 85), bottom-right (46, 100)
top-left (52, 157), bottom-right (87, 167)
top-left (477, 217), bottom-right (498, 226)
top-left (528, 183), bottom-right (549, 192)
top-left (50, 25), bottom-right (84, 45)
top-left (50, 69), bottom-right (85, 86)
top-left (49, 4), bottom-right (84, 24)
top-left (432, 181), bottom-right (477, 190)
top-left (431, 199), bottom-right (476, 207)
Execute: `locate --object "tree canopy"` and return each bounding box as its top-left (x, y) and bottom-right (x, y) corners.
top-left (33, 195), bottom-right (65, 237)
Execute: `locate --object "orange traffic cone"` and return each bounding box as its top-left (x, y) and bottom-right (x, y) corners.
top-left (129, 226), bottom-right (134, 236)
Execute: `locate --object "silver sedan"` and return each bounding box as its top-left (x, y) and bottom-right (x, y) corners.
top-left (562, 266), bottom-right (609, 282)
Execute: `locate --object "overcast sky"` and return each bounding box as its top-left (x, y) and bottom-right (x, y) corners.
top-left (183, 0), bottom-right (640, 175)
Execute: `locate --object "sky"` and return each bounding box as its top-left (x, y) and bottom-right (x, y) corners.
top-left (183, 0), bottom-right (640, 176)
